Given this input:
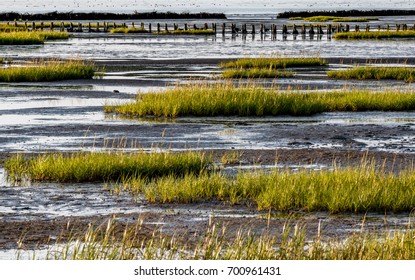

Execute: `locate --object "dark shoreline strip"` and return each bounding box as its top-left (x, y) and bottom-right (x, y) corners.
top-left (277, 9), bottom-right (415, 18)
top-left (0, 11), bottom-right (227, 21)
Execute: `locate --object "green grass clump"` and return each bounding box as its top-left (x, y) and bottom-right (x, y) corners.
top-left (104, 83), bottom-right (415, 118)
top-left (221, 57), bottom-right (327, 69)
top-left (122, 162), bottom-right (415, 213)
top-left (156, 29), bottom-right (216, 35)
top-left (0, 60), bottom-right (97, 82)
top-left (328, 66), bottom-right (415, 82)
top-left (335, 30), bottom-right (415, 39)
top-left (222, 68), bottom-right (294, 79)
top-left (0, 31), bottom-right (69, 45)
top-left (5, 150), bottom-right (211, 183)
top-left (110, 27), bottom-right (149, 33)
top-left (289, 16), bottom-right (377, 22)
top-left (34, 217), bottom-right (415, 260)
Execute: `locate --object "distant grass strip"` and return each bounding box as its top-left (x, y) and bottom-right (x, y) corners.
top-left (222, 68), bottom-right (294, 79)
top-left (156, 29), bottom-right (216, 35)
top-left (221, 57), bottom-right (327, 69)
top-left (289, 16), bottom-right (377, 22)
top-left (0, 60), bottom-right (97, 82)
top-left (110, 27), bottom-right (149, 33)
top-left (104, 84), bottom-right (415, 118)
top-left (5, 151), bottom-right (211, 183)
top-left (328, 66), bottom-right (415, 82)
top-left (0, 31), bottom-right (69, 45)
top-left (122, 163), bottom-right (415, 213)
top-left (335, 30), bottom-right (415, 39)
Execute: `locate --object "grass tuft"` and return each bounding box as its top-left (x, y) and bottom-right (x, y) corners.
top-left (335, 30), bottom-right (415, 39)
top-left (122, 162), bottom-right (415, 213)
top-left (155, 29), bottom-right (216, 35)
top-left (0, 31), bottom-right (69, 45)
top-left (222, 68), bottom-right (294, 79)
top-left (0, 60), bottom-right (98, 82)
top-left (221, 57), bottom-right (327, 69)
top-left (289, 16), bottom-right (378, 22)
top-left (110, 27), bottom-right (149, 33)
top-left (34, 217), bottom-right (415, 260)
top-left (5, 150), bottom-right (211, 183)
top-left (104, 83), bottom-right (415, 118)
top-left (328, 66), bottom-right (415, 82)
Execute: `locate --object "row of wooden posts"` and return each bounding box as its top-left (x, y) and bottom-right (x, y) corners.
top-left (4, 21), bottom-right (415, 34)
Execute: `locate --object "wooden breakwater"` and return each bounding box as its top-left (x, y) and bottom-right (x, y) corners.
top-left (1, 21), bottom-right (415, 35)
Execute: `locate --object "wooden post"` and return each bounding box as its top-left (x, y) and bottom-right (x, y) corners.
top-left (78, 22), bottom-right (82, 32)
top-left (174, 23), bottom-right (178, 31)
top-left (355, 25), bottom-right (359, 32)
top-left (193, 24), bottom-right (198, 30)
top-left (301, 24), bottom-right (306, 35)
top-left (157, 23), bottom-right (160, 33)
top-left (148, 23), bottom-right (152, 33)
top-left (251, 24), bottom-right (255, 34)
top-left (32, 22), bottom-right (36, 31)
top-left (309, 25), bottom-right (315, 35)
top-left (88, 22), bottom-right (92, 32)
top-left (96, 22), bottom-right (99, 32)
top-left (345, 24), bottom-right (350, 32)
top-left (165, 23), bottom-right (168, 32)
top-left (222, 23), bottom-right (225, 35)
top-left (103, 22), bottom-right (108, 32)
top-left (61, 22), bottom-right (64, 32)
top-left (378, 25), bottom-right (381, 31)
top-left (184, 23), bottom-right (188, 30)
top-left (24, 21), bottom-right (28, 30)
top-left (132, 22), bottom-right (135, 28)
top-left (50, 22), bottom-right (54, 31)
top-left (260, 24), bottom-right (264, 34)
top-left (204, 23), bottom-right (208, 30)
top-left (387, 24), bottom-right (390, 31)
top-left (327, 24), bottom-right (332, 34)
top-left (396, 24), bottom-right (400, 31)
top-left (212, 23), bottom-right (216, 33)
top-left (365, 24), bottom-right (370, 32)
top-left (282, 24), bottom-right (288, 35)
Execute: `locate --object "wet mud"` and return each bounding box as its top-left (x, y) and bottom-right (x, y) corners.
top-left (2, 43), bottom-right (415, 257)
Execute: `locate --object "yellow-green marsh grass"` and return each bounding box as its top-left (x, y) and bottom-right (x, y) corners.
top-left (38, 217), bottom-right (415, 260)
top-left (5, 150), bottom-right (211, 183)
top-left (0, 60), bottom-right (97, 82)
top-left (289, 16), bottom-right (378, 22)
top-left (221, 57), bottom-right (327, 69)
top-left (104, 83), bottom-right (415, 118)
top-left (0, 31), bottom-right (69, 45)
top-left (110, 27), bottom-right (149, 34)
top-left (155, 29), bottom-right (216, 35)
top-left (222, 68), bottom-right (294, 79)
top-left (328, 66), bottom-right (415, 82)
top-left (335, 30), bottom-right (415, 40)
top-left (121, 162), bottom-right (415, 213)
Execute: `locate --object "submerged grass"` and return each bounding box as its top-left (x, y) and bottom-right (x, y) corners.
top-left (222, 68), bottom-right (294, 79)
top-left (0, 60), bottom-right (97, 82)
top-left (221, 57), bottom-right (327, 69)
top-left (37, 217), bottom-right (415, 260)
top-left (0, 31), bottom-right (69, 45)
top-left (5, 150), bottom-right (211, 183)
top-left (104, 83), bottom-right (415, 118)
top-left (335, 30), bottom-right (415, 39)
top-left (328, 66), bottom-right (415, 82)
top-left (120, 162), bottom-right (415, 213)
